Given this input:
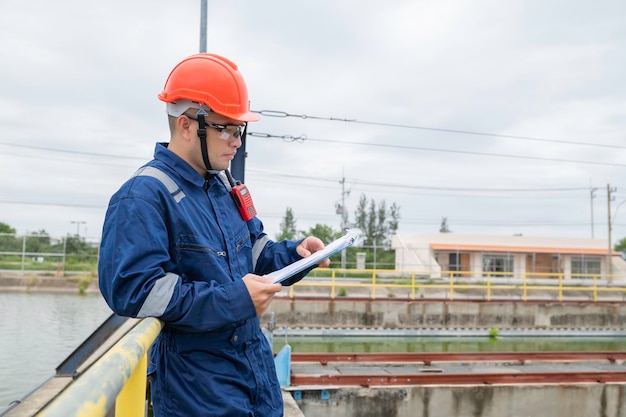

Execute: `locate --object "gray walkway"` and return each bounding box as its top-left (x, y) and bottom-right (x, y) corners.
top-left (282, 390), bottom-right (305, 417)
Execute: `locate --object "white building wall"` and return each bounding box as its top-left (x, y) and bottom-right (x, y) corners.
top-left (392, 235), bottom-right (441, 277)
top-left (391, 233), bottom-right (625, 283)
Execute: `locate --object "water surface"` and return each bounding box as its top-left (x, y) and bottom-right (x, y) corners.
top-left (0, 292), bottom-right (112, 409)
top-left (1, 292), bottom-right (624, 412)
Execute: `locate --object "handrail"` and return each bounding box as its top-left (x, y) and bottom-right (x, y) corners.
top-left (298, 269), bottom-right (626, 302)
top-left (36, 317), bottom-right (163, 417)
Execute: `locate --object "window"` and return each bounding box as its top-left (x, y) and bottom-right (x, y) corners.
top-left (482, 254), bottom-right (514, 277)
top-left (571, 256), bottom-right (601, 279)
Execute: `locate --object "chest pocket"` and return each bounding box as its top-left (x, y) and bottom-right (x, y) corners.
top-left (176, 233), bottom-right (230, 283)
top-left (134, 165), bottom-right (253, 282)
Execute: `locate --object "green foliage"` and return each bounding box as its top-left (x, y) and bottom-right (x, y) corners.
top-left (337, 287), bottom-right (348, 297)
top-left (489, 328), bottom-right (499, 339)
top-left (0, 222), bottom-right (16, 234)
top-left (0, 235), bottom-right (21, 252)
top-left (276, 207), bottom-right (297, 241)
top-left (341, 246), bottom-right (395, 269)
top-left (303, 224), bottom-right (342, 244)
top-left (63, 235), bottom-right (96, 259)
top-left (0, 228), bottom-right (98, 273)
top-left (353, 194), bottom-right (400, 247)
top-left (76, 275), bottom-right (93, 295)
top-left (614, 236), bottom-right (626, 257)
top-left (25, 230), bottom-right (51, 252)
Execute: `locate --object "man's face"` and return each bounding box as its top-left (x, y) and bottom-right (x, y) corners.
top-left (204, 113), bottom-right (244, 171)
top-left (184, 112), bottom-right (244, 172)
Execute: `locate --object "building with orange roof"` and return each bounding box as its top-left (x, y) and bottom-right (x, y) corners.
top-left (391, 233), bottom-right (626, 282)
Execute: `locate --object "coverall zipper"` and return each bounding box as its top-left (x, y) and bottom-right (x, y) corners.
top-left (178, 244), bottom-right (227, 257)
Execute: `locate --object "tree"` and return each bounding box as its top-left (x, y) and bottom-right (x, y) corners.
top-left (0, 222), bottom-right (18, 252)
top-left (26, 230), bottom-right (50, 252)
top-left (276, 207), bottom-right (297, 241)
top-left (353, 194), bottom-right (400, 247)
top-left (615, 237), bottom-right (626, 258)
top-left (304, 224), bottom-right (341, 244)
top-left (0, 221), bottom-right (15, 234)
top-left (440, 217), bottom-right (451, 233)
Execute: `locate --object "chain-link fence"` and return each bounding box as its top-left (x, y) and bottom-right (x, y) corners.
top-left (0, 234), bottom-right (395, 275)
top-left (0, 233), bottom-right (99, 274)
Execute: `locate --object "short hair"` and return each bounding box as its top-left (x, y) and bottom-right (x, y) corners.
top-left (167, 114), bottom-right (178, 134)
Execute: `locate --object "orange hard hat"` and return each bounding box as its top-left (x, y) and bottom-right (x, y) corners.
top-left (158, 53), bottom-right (260, 122)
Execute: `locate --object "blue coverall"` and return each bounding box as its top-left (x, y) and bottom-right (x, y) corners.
top-left (98, 143), bottom-right (307, 416)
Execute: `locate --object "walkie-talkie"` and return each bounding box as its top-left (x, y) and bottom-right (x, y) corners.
top-left (225, 170), bottom-right (257, 221)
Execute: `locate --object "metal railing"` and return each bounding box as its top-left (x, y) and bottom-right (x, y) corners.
top-left (11, 270), bottom-right (625, 416)
top-left (289, 269), bottom-right (626, 302)
top-left (36, 317), bottom-right (162, 417)
top-left (0, 232), bottom-right (98, 274)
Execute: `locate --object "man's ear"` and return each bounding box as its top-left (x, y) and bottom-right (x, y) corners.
top-left (176, 116), bottom-right (194, 141)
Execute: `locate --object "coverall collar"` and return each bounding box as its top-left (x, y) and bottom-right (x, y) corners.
top-left (154, 142), bottom-right (208, 188)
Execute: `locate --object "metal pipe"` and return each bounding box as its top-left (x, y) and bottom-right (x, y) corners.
top-left (36, 318), bottom-right (163, 417)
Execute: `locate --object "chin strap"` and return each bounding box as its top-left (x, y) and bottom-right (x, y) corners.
top-left (196, 107), bottom-right (212, 174)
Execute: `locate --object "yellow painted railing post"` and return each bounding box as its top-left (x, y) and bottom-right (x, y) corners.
top-left (487, 273), bottom-right (491, 301)
top-left (593, 275), bottom-right (598, 302)
top-left (331, 269), bottom-right (336, 299)
top-left (558, 273), bottom-right (563, 302)
top-left (37, 318), bottom-right (162, 417)
top-left (371, 269), bottom-right (376, 300)
top-left (522, 273), bottom-right (527, 301)
top-left (115, 352), bottom-right (148, 417)
top-left (449, 271), bottom-right (454, 301)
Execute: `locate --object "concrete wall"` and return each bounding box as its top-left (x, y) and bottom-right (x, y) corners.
top-left (266, 298), bottom-right (626, 330)
top-left (295, 384), bottom-right (626, 417)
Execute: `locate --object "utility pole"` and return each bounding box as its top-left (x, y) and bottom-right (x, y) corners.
top-left (199, 0), bottom-right (207, 53)
top-left (590, 184), bottom-right (597, 238)
top-left (339, 175), bottom-right (349, 231)
top-left (337, 172), bottom-right (350, 269)
top-left (197, 0), bottom-right (245, 181)
top-left (70, 220), bottom-right (86, 237)
top-left (607, 184), bottom-right (616, 281)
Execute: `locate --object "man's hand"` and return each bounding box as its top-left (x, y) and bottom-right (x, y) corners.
top-left (242, 274), bottom-right (282, 317)
top-left (296, 236), bottom-right (331, 268)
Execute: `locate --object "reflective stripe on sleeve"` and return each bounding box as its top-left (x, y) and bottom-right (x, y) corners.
top-left (133, 166), bottom-right (186, 203)
top-left (251, 235), bottom-right (270, 271)
top-left (136, 272), bottom-right (179, 318)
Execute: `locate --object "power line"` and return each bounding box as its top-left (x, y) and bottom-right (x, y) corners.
top-left (2, 128), bottom-right (621, 172)
top-left (0, 139), bottom-right (615, 194)
top-left (254, 110), bottom-right (626, 150)
top-left (0, 138), bottom-right (602, 194)
top-left (248, 169), bottom-right (589, 194)
top-left (0, 149), bottom-right (137, 168)
top-left (248, 132), bottom-right (625, 168)
top-left (0, 138), bottom-right (612, 193)
top-left (0, 141), bottom-right (144, 160)
top-left (0, 200), bottom-right (104, 209)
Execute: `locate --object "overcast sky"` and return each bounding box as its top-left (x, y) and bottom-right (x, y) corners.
top-left (1, 0), bottom-right (625, 244)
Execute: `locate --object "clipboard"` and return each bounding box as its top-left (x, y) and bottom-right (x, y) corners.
top-left (266, 229), bottom-right (359, 284)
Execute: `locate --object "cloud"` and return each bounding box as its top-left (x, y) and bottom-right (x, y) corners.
top-left (1, 0), bottom-right (625, 244)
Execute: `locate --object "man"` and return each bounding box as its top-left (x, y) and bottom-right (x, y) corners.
top-left (98, 53), bottom-right (329, 416)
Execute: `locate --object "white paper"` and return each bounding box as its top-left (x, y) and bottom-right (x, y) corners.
top-left (266, 230), bottom-right (359, 284)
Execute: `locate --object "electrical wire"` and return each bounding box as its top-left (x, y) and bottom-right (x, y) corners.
top-left (0, 141), bottom-right (144, 160)
top-left (248, 132), bottom-right (626, 168)
top-left (247, 169), bottom-right (589, 195)
top-left (254, 110), bottom-right (626, 150)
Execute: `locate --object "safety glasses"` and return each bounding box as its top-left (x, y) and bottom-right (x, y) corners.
top-left (184, 114), bottom-right (245, 140)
